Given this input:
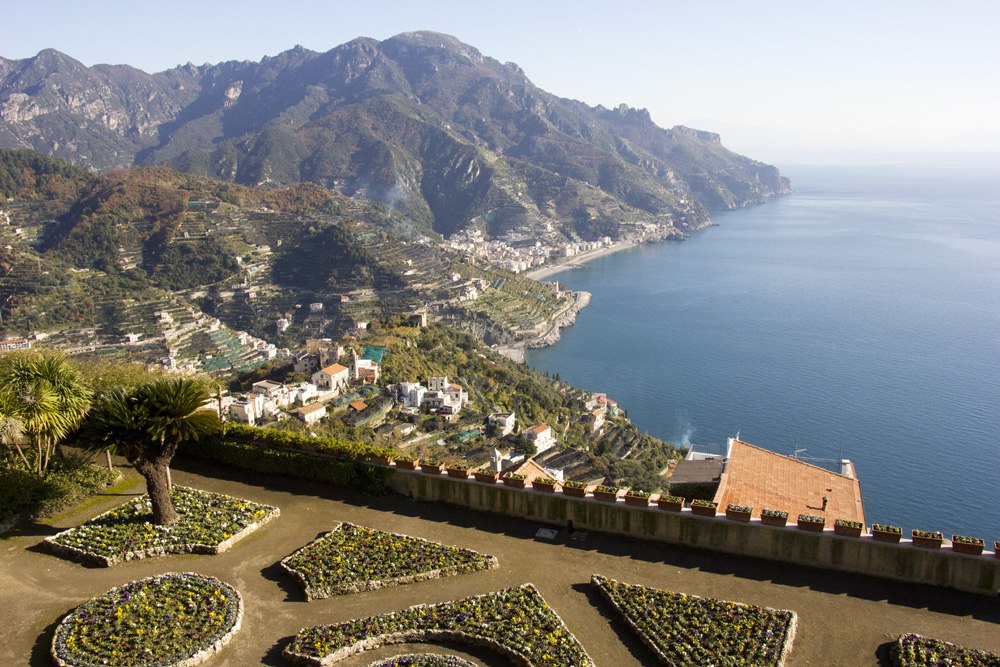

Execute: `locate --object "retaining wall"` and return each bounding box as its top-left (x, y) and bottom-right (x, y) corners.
top-left (386, 469), bottom-right (1000, 595)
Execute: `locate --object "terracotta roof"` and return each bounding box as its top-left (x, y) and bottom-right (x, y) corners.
top-left (714, 439), bottom-right (866, 525)
top-left (349, 400), bottom-right (368, 412)
top-left (528, 424), bottom-right (550, 434)
top-left (320, 363), bottom-right (348, 375)
top-left (299, 403), bottom-right (326, 415)
top-left (508, 458), bottom-right (550, 481)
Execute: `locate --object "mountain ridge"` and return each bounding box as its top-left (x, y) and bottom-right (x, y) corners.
top-left (1, 31), bottom-right (790, 239)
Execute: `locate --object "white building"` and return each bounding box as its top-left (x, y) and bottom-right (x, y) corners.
top-left (297, 403), bottom-right (326, 424)
top-left (312, 363), bottom-right (350, 393)
top-left (525, 424), bottom-right (555, 454)
top-left (488, 412), bottom-right (516, 436)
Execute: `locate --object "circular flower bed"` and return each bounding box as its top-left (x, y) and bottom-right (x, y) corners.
top-left (893, 633), bottom-right (1000, 666)
top-left (45, 486), bottom-right (280, 566)
top-left (281, 523), bottom-right (498, 599)
top-left (365, 655), bottom-right (476, 667)
top-left (592, 574), bottom-right (797, 667)
top-left (52, 572), bottom-right (242, 667)
top-left (284, 584), bottom-right (594, 666)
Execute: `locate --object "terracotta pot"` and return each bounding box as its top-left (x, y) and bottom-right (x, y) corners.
top-left (912, 532), bottom-right (943, 549)
top-left (834, 523), bottom-right (863, 538)
top-left (396, 459), bottom-right (419, 470)
top-left (624, 494), bottom-right (650, 507)
top-left (563, 485), bottom-right (588, 497)
top-left (369, 456), bottom-right (394, 466)
top-left (872, 529), bottom-right (901, 543)
top-left (446, 468), bottom-right (470, 479)
top-left (594, 490), bottom-right (620, 503)
top-left (502, 476), bottom-right (527, 488)
top-left (533, 481), bottom-right (557, 493)
top-left (474, 472), bottom-right (499, 484)
top-left (690, 503), bottom-right (718, 517)
top-left (421, 463), bottom-right (445, 474)
top-left (797, 518), bottom-right (826, 532)
top-left (760, 514), bottom-right (788, 527)
top-left (657, 498), bottom-right (684, 512)
top-left (726, 508), bottom-right (752, 523)
top-left (951, 537), bottom-right (984, 556)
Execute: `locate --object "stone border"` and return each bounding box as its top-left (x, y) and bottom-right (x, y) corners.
top-left (51, 571), bottom-right (243, 667)
top-left (364, 655), bottom-right (476, 667)
top-left (279, 522), bottom-right (498, 600)
top-left (43, 486), bottom-right (280, 566)
top-left (283, 584), bottom-right (595, 667)
top-left (591, 574), bottom-right (797, 667)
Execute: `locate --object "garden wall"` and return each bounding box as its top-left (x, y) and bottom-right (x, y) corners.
top-left (386, 469), bottom-right (1000, 596)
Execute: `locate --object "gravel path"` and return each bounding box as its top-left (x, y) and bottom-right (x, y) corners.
top-left (3, 456), bottom-right (998, 666)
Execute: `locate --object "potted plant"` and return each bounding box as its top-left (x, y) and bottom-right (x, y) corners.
top-left (995, 541), bottom-right (1000, 559)
top-left (368, 451), bottom-right (395, 465)
top-left (446, 463), bottom-right (471, 479)
top-left (395, 455), bottom-right (419, 470)
top-left (532, 477), bottom-right (559, 493)
top-left (563, 480), bottom-right (589, 497)
top-left (951, 535), bottom-right (985, 556)
top-left (624, 490), bottom-right (652, 507)
top-left (593, 485), bottom-right (621, 502)
top-left (834, 518), bottom-right (863, 537)
top-left (871, 523), bottom-right (902, 543)
top-left (657, 495), bottom-right (684, 512)
top-left (912, 529), bottom-right (944, 549)
top-left (760, 508), bottom-right (788, 527)
top-left (690, 499), bottom-right (718, 517)
top-left (725, 503), bottom-right (753, 522)
top-left (421, 459), bottom-right (445, 474)
top-left (473, 468), bottom-right (500, 484)
top-left (797, 514), bottom-right (826, 532)
top-left (502, 473), bottom-right (528, 488)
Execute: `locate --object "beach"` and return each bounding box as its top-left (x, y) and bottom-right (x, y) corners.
top-left (525, 241), bottom-right (639, 280)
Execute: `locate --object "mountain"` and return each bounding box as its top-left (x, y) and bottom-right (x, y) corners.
top-left (0, 32), bottom-right (789, 239)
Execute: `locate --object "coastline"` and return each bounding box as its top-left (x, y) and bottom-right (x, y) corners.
top-left (525, 241), bottom-right (642, 281)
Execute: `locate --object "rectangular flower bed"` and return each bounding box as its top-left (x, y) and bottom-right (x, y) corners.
top-left (872, 523), bottom-right (902, 542)
top-left (594, 486), bottom-right (621, 502)
top-left (951, 535), bottom-right (985, 555)
top-left (893, 633), bottom-right (1000, 667)
top-left (368, 455), bottom-right (395, 466)
top-left (725, 504), bottom-right (752, 522)
top-left (421, 461), bottom-right (445, 474)
top-left (657, 496), bottom-right (684, 511)
top-left (690, 499), bottom-right (718, 517)
top-left (834, 518), bottom-right (863, 537)
top-left (760, 509), bottom-right (788, 527)
top-left (502, 474), bottom-right (527, 488)
top-left (446, 465), bottom-right (470, 479)
top-left (624, 491), bottom-right (651, 507)
top-left (797, 514), bottom-right (826, 532)
top-left (563, 481), bottom-right (589, 497)
top-left (473, 470), bottom-right (499, 483)
top-left (912, 529), bottom-right (944, 549)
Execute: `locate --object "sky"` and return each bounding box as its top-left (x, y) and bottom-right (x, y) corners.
top-left (5, 0), bottom-right (1000, 160)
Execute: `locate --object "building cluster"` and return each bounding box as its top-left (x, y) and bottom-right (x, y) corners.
top-left (396, 375), bottom-right (470, 416)
top-left (447, 230), bottom-right (555, 273)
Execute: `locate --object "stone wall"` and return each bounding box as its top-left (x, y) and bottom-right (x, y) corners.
top-left (386, 469), bottom-right (999, 596)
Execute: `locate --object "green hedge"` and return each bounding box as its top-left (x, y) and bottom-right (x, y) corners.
top-left (223, 423), bottom-right (397, 460)
top-left (0, 458), bottom-right (119, 524)
top-left (181, 436), bottom-right (393, 495)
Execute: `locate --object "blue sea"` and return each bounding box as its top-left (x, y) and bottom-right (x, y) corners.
top-left (525, 158), bottom-right (1000, 540)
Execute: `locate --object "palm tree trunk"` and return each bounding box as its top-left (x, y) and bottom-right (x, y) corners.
top-left (12, 441), bottom-right (30, 469)
top-left (35, 436), bottom-right (43, 476)
top-left (138, 461), bottom-right (178, 526)
top-left (105, 449), bottom-right (113, 472)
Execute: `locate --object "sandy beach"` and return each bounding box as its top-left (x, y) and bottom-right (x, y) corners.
top-left (525, 241), bottom-right (640, 281)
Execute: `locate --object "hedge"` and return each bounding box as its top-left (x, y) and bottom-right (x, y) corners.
top-left (222, 424), bottom-right (396, 460)
top-left (180, 436), bottom-right (393, 495)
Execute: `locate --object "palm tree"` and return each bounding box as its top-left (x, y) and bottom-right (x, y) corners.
top-left (0, 388), bottom-right (28, 469)
top-left (82, 378), bottom-right (221, 525)
top-left (0, 352), bottom-right (91, 475)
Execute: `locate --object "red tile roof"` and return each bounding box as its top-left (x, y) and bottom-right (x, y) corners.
top-left (528, 424), bottom-right (551, 435)
top-left (320, 363), bottom-right (348, 375)
top-left (714, 439), bottom-right (866, 526)
top-left (349, 400), bottom-right (368, 412)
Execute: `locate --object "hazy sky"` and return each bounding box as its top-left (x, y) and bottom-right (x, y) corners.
top-left (6, 0), bottom-right (999, 158)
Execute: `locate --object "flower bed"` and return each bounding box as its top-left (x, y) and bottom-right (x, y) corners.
top-left (51, 572), bottom-right (242, 667)
top-left (951, 535), bottom-right (986, 555)
top-left (592, 574), bottom-right (797, 667)
top-left (872, 523), bottom-right (902, 542)
top-left (797, 514), bottom-right (826, 532)
top-left (690, 499), bottom-right (718, 517)
top-left (892, 633), bottom-right (1000, 666)
top-left (562, 480), bottom-right (589, 497)
top-left (726, 504), bottom-right (753, 522)
top-left (760, 509), bottom-right (788, 527)
top-left (280, 523), bottom-right (498, 599)
top-left (834, 519), bottom-right (863, 537)
top-left (365, 655), bottom-right (476, 667)
top-left (284, 584), bottom-right (594, 666)
top-left (45, 486), bottom-right (280, 567)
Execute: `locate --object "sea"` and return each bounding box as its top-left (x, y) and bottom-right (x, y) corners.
top-left (525, 157), bottom-right (1000, 540)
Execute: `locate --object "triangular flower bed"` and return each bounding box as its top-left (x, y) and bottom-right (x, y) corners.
top-left (893, 634), bottom-right (1000, 666)
top-left (592, 574), bottom-right (797, 667)
top-left (45, 486), bottom-right (279, 566)
top-left (283, 584), bottom-right (594, 666)
top-left (280, 522), bottom-right (498, 599)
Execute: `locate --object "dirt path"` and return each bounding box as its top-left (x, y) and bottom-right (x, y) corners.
top-left (3, 458), bottom-right (999, 666)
